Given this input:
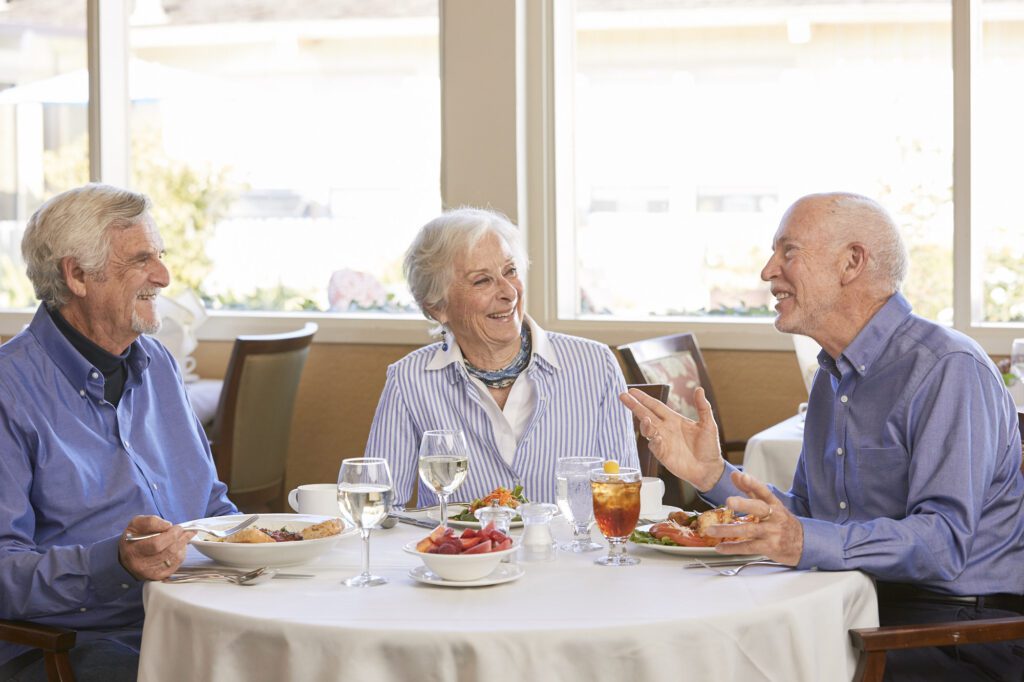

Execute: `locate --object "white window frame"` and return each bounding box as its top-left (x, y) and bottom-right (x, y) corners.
top-left (1, 0), bottom-right (1019, 354)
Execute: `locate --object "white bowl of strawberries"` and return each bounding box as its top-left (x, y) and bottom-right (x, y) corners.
top-left (404, 522), bottom-right (517, 582)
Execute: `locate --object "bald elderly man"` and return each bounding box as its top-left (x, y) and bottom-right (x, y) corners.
top-left (622, 192), bottom-right (1024, 680)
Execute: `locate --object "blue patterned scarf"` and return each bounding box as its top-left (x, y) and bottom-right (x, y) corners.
top-left (463, 325), bottom-right (532, 389)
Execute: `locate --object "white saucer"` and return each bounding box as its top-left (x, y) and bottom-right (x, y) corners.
top-left (408, 563), bottom-right (524, 588)
top-left (640, 504), bottom-right (683, 522)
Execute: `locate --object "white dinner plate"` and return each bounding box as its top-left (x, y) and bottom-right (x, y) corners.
top-left (640, 504), bottom-right (684, 522)
top-left (630, 523), bottom-right (752, 558)
top-left (407, 563), bottom-right (524, 588)
top-left (189, 513), bottom-right (356, 568)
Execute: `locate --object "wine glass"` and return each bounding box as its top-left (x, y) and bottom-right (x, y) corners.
top-left (590, 466), bottom-right (642, 566)
top-left (417, 430), bottom-right (469, 529)
top-left (555, 457), bottom-right (603, 552)
top-left (337, 457), bottom-right (394, 587)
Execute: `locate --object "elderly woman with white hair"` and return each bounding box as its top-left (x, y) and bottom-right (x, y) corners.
top-left (365, 207), bottom-right (638, 508)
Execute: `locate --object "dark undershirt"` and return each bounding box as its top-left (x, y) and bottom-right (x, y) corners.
top-left (47, 306), bottom-right (129, 406)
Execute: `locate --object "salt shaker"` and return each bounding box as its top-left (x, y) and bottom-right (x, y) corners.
top-left (474, 502), bottom-right (515, 535)
top-left (518, 502), bottom-right (558, 562)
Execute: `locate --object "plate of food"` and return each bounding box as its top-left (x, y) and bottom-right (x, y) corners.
top-left (630, 507), bottom-right (761, 557)
top-left (427, 485), bottom-right (530, 528)
top-left (189, 513), bottom-right (355, 568)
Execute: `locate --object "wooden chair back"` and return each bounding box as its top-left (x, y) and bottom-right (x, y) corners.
top-left (210, 323), bottom-right (317, 513)
top-left (617, 333), bottom-right (745, 459)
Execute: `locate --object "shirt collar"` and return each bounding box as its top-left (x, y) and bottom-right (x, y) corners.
top-left (27, 304), bottom-right (152, 389)
top-left (424, 315), bottom-right (559, 375)
top-left (836, 292), bottom-right (912, 376)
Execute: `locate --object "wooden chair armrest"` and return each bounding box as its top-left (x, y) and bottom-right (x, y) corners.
top-left (0, 619), bottom-right (77, 652)
top-left (851, 616), bottom-right (1024, 652)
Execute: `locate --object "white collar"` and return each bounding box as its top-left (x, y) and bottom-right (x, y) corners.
top-left (425, 315), bottom-right (559, 371)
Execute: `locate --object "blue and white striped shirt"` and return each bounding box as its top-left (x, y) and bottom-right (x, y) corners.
top-left (364, 323), bottom-right (639, 506)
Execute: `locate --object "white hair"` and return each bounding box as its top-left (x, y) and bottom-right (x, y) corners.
top-left (22, 183), bottom-right (152, 309)
top-left (403, 207), bottom-right (529, 323)
top-left (824, 193), bottom-right (908, 294)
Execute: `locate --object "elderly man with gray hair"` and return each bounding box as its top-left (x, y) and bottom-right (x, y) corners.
top-left (0, 184), bottom-right (235, 681)
top-left (622, 192), bottom-right (1024, 679)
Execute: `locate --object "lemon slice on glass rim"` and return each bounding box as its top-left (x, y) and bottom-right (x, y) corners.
top-left (602, 459), bottom-right (620, 474)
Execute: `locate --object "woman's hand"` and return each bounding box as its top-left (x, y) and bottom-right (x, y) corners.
top-left (703, 472), bottom-right (804, 566)
top-left (618, 387), bottom-right (725, 491)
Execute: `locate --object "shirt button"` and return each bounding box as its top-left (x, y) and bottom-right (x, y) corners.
top-left (840, 395), bottom-right (849, 403)
top-left (79, 389), bottom-right (86, 397)
top-left (79, 607), bottom-right (87, 612)
top-left (123, 441), bottom-right (130, 449)
top-left (859, 365), bottom-right (866, 371)
top-left (839, 501), bottom-right (847, 510)
top-left (121, 583), bottom-right (129, 589)
top-left (91, 371), bottom-right (99, 379)
top-left (837, 448), bottom-right (844, 456)
top-left (152, 483), bottom-right (158, 490)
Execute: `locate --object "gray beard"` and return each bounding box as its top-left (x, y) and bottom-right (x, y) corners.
top-left (132, 309), bottom-right (161, 335)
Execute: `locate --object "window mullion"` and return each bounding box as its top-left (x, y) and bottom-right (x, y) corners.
top-left (951, 0), bottom-right (979, 330)
top-left (86, 0), bottom-right (130, 185)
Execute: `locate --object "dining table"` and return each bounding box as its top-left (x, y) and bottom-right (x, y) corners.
top-left (742, 414), bottom-right (805, 492)
top-left (137, 517), bottom-right (878, 681)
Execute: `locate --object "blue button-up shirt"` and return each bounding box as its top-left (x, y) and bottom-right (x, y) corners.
top-left (0, 305), bottom-right (235, 666)
top-left (709, 293), bottom-right (1024, 596)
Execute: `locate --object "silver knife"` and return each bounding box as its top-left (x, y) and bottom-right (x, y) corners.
top-left (683, 558), bottom-right (776, 569)
top-left (172, 569), bottom-right (315, 579)
top-left (389, 513), bottom-right (438, 529)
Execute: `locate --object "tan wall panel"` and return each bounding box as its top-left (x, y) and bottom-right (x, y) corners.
top-left (192, 339), bottom-right (810, 499)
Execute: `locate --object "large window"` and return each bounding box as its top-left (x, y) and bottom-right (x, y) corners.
top-left (568, 1), bottom-right (954, 322)
top-left (0, 1), bottom-right (1022, 352)
top-left (0, 2), bottom-right (88, 307)
top-left (1, 1), bottom-right (439, 314)
top-left (978, 1), bottom-right (1024, 322)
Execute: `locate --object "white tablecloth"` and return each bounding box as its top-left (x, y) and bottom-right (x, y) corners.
top-left (138, 522), bottom-right (877, 682)
top-left (743, 415), bottom-right (805, 492)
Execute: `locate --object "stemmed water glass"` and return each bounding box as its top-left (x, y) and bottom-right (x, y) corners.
top-left (590, 466), bottom-right (642, 566)
top-left (555, 457), bottom-right (604, 552)
top-left (337, 457), bottom-right (394, 587)
top-left (418, 429), bottom-right (469, 529)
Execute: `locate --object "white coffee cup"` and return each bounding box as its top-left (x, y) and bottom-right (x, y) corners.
top-left (640, 476), bottom-right (666, 516)
top-left (287, 483), bottom-right (339, 517)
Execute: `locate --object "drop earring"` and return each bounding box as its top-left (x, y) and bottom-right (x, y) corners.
top-left (441, 328), bottom-right (449, 352)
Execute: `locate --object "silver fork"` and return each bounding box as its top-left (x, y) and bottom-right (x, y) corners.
top-left (124, 514), bottom-right (258, 543)
top-left (693, 558), bottom-right (787, 576)
top-left (163, 566), bottom-right (276, 586)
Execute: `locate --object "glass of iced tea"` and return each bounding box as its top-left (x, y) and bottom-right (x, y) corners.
top-left (590, 466), bottom-right (642, 566)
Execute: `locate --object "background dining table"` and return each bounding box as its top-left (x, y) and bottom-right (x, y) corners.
top-left (742, 414), bottom-right (804, 492)
top-left (138, 518), bottom-right (877, 681)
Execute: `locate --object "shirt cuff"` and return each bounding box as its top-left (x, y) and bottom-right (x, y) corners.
top-left (87, 535), bottom-right (140, 602)
top-left (796, 517), bottom-right (845, 571)
top-left (700, 462), bottom-right (743, 506)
